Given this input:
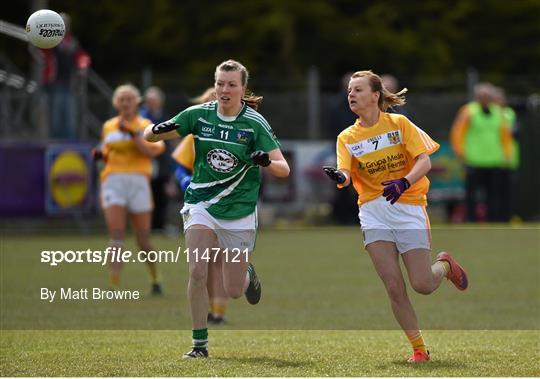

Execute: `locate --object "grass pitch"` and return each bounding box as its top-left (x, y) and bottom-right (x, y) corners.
top-left (1, 330), bottom-right (539, 376)
top-left (1, 226), bottom-right (539, 376)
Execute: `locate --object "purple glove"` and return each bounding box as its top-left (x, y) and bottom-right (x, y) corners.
top-left (381, 178), bottom-right (411, 204)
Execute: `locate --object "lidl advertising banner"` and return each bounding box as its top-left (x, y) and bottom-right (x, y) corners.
top-left (45, 145), bottom-right (92, 214)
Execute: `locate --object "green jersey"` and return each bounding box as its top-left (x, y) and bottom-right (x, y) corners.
top-left (171, 101), bottom-right (280, 219)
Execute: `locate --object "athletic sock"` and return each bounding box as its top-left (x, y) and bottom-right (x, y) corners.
top-left (407, 331), bottom-right (427, 353)
top-left (192, 328), bottom-right (208, 349)
top-left (211, 302), bottom-right (227, 317)
top-left (146, 262), bottom-right (159, 283)
top-left (440, 261), bottom-right (450, 276)
top-left (109, 272), bottom-right (120, 289)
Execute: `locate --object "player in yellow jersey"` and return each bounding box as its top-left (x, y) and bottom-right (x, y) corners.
top-left (94, 84), bottom-right (166, 293)
top-left (323, 71), bottom-right (469, 363)
top-left (171, 87), bottom-right (230, 325)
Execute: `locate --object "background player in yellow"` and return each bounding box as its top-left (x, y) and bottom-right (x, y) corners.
top-left (94, 84), bottom-right (166, 293)
top-left (323, 70), bottom-right (469, 363)
top-left (172, 87), bottom-right (231, 325)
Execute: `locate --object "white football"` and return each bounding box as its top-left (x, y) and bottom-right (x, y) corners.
top-left (26, 9), bottom-right (65, 49)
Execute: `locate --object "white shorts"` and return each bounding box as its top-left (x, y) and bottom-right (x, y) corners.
top-left (358, 197), bottom-right (431, 253)
top-left (101, 173), bottom-right (153, 213)
top-left (181, 203), bottom-right (257, 251)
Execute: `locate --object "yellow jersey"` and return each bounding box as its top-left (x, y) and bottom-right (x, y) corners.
top-left (100, 116), bottom-right (155, 182)
top-left (171, 134), bottom-right (195, 170)
top-left (337, 112), bottom-right (439, 206)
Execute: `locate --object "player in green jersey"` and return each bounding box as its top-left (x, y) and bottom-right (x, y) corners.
top-left (144, 59), bottom-right (290, 358)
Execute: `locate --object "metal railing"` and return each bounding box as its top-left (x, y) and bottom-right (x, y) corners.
top-left (1, 18), bottom-right (114, 141)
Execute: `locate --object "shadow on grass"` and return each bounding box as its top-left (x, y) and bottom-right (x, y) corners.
top-left (378, 359), bottom-right (468, 370)
top-left (214, 356), bottom-right (311, 369)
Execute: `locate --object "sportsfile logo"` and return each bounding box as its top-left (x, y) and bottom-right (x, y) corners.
top-left (40, 247), bottom-right (249, 266)
top-left (40, 247), bottom-right (183, 266)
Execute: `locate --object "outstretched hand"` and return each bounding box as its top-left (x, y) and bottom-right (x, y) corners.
top-left (322, 166), bottom-right (346, 184)
top-left (151, 120), bottom-right (179, 134)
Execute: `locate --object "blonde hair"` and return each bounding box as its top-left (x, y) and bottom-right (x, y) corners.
top-left (215, 59), bottom-right (263, 110)
top-left (112, 83), bottom-right (141, 107)
top-left (351, 70), bottom-right (407, 111)
top-left (191, 87), bottom-right (216, 104)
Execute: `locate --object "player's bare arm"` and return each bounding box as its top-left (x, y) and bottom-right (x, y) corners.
top-left (266, 149), bottom-right (290, 177)
top-left (133, 137), bottom-right (165, 157)
top-left (404, 153), bottom-right (431, 185)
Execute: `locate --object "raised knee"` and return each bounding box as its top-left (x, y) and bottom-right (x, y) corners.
top-left (225, 286), bottom-right (244, 299)
top-left (411, 280), bottom-right (434, 295)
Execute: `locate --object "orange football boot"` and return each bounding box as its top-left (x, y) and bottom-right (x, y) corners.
top-left (407, 349), bottom-right (430, 363)
top-left (437, 251), bottom-right (469, 290)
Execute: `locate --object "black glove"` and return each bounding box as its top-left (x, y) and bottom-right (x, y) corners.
top-left (322, 166), bottom-right (346, 184)
top-left (91, 148), bottom-right (105, 162)
top-left (119, 123), bottom-right (137, 138)
top-left (250, 151), bottom-right (271, 167)
top-left (152, 120), bottom-right (179, 134)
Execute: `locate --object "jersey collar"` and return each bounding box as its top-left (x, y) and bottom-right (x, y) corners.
top-left (216, 102), bottom-right (247, 122)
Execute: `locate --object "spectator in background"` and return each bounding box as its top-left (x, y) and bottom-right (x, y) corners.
top-left (94, 84), bottom-right (165, 293)
top-left (41, 12), bottom-right (90, 140)
top-left (493, 86), bottom-right (519, 221)
top-left (450, 82), bottom-right (512, 222)
top-left (381, 74), bottom-right (413, 119)
top-left (140, 86), bottom-right (171, 232)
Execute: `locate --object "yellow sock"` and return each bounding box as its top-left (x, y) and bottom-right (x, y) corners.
top-left (407, 331), bottom-right (427, 353)
top-left (146, 263), bottom-right (159, 283)
top-left (211, 302), bottom-right (227, 317)
top-left (110, 272), bottom-right (120, 289)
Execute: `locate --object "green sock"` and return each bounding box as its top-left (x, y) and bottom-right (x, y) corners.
top-left (192, 328), bottom-right (208, 349)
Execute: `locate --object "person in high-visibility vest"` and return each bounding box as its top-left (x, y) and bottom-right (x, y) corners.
top-left (450, 82), bottom-right (512, 222)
